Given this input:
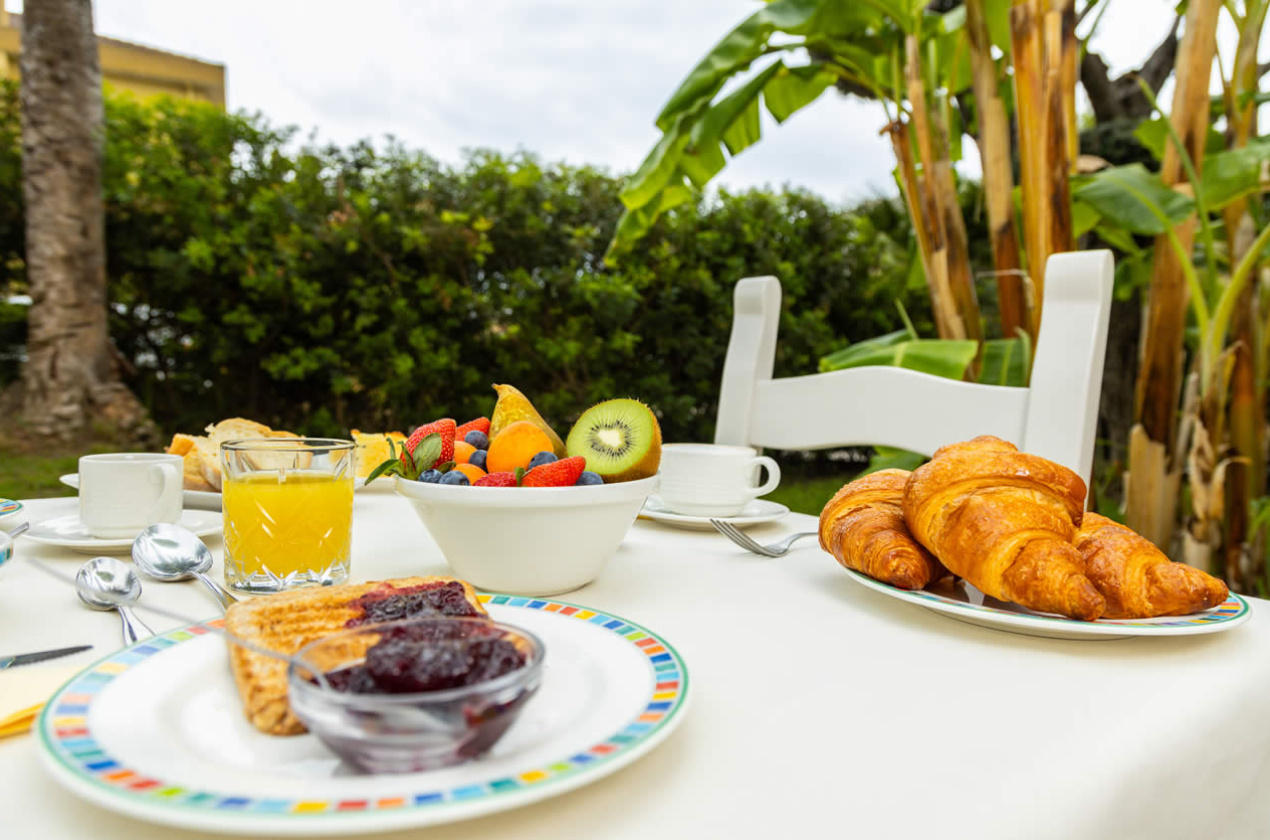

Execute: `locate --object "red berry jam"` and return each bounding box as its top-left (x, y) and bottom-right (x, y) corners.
top-left (323, 620), bottom-right (526, 695)
top-left (346, 581), bottom-right (484, 627)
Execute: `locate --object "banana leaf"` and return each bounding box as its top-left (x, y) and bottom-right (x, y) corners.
top-left (1199, 138), bottom-right (1270, 211)
top-left (819, 333), bottom-right (979, 378)
top-left (1072, 163), bottom-right (1195, 236)
top-left (860, 445), bottom-right (928, 476)
top-left (976, 336), bottom-right (1031, 386)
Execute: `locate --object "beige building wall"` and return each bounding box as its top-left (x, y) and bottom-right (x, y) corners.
top-left (0, 10), bottom-right (225, 107)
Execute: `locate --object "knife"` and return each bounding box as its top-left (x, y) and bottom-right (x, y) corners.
top-left (0, 645), bottom-right (92, 669)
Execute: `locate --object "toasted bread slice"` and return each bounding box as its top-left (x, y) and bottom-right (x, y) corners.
top-left (350, 429), bottom-right (406, 478)
top-left (165, 433), bottom-right (218, 492)
top-left (224, 576), bottom-right (488, 735)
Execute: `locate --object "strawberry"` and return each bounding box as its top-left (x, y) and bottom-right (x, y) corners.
top-left (474, 471), bottom-right (518, 487)
top-left (522, 456), bottom-right (586, 488)
top-left (402, 418), bottom-right (456, 471)
top-left (455, 417), bottom-right (491, 440)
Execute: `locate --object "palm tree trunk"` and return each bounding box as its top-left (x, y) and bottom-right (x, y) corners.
top-left (14, 0), bottom-right (152, 442)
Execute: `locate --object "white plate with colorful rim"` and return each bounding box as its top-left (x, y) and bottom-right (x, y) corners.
top-left (840, 566), bottom-right (1252, 641)
top-left (62, 474), bottom-right (375, 510)
top-left (37, 595), bottom-right (690, 836)
top-left (24, 509), bottom-right (223, 555)
top-left (638, 495), bottom-right (789, 531)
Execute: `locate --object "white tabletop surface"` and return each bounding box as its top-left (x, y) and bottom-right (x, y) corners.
top-left (3, 493), bottom-right (1270, 840)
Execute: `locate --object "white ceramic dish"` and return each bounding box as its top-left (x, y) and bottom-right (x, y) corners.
top-left (840, 566), bottom-right (1252, 641)
top-left (37, 597), bottom-right (690, 836)
top-left (63, 473), bottom-right (375, 511)
top-left (639, 496), bottom-right (789, 531)
top-left (24, 510), bottom-right (222, 555)
top-left (395, 476), bottom-right (656, 596)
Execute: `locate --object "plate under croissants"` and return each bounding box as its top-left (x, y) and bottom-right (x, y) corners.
top-left (820, 436), bottom-right (1252, 641)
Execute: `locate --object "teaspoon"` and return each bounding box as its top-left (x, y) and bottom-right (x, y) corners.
top-left (132, 523), bottom-right (237, 610)
top-left (75, 556), bottom-right (155, 645)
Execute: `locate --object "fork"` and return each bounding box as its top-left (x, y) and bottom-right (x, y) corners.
top-left (709, 519), bottom-right (817, 557)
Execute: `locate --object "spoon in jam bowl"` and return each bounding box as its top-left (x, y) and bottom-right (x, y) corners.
top-left (75, 556), bottom-right (155, 645)
top-left (132, 523), bottom-right (237, 610)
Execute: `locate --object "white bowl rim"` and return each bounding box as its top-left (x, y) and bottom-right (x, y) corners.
top-left (393, 474), bottom-right (657, 508)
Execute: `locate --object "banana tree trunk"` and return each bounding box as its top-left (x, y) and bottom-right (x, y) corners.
top-left (1125, 0), bottom-right (1221, 547)
top-left (1010, 0), bottom-right (1048, 323)
top-left (885, 120), bottom-right (963, 340)
top-left (965, 0), bottom-right (1028, 340)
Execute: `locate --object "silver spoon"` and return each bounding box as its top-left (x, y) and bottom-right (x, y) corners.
top-left (30, 553), bottom-right (330, 690)
top-left (6, 521), bottom-right (29, 537)
top-left (75, 557), bottom-right (155, 645)
top-left (132, 523), bottom-right (237, 610)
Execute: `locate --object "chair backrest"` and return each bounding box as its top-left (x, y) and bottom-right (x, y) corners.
top-left (713, 250), bottom-right (1114, 488)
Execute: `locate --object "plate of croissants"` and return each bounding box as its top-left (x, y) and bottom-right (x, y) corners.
top-left (818, 436), bottom-right (1250, 641)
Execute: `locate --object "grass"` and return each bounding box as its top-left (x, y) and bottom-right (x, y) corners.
top-left (763, 475), bottom-right (845, 516)
top-left (0, 441), bottom-right (110, 500)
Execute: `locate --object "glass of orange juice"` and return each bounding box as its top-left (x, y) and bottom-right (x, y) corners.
top-left (221, 437), bottom-right (355, 594)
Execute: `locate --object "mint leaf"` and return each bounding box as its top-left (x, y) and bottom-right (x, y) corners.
top-left (435, 460), bottom-right (456, 473)
top-left (364, 457), bottom-right (404, 484)
top-left (514, 466), bottom-right (526, 487)
top-left (410, 434), bottom-right (443, 477)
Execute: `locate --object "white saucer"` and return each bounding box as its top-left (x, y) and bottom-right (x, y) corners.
top-left (639, 496), bottom-right (790, 530)
top-left (24, 510), bottom-right (223, 555)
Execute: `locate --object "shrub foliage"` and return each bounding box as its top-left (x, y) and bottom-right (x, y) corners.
top-left (0, 83), bottom-right (938, 440)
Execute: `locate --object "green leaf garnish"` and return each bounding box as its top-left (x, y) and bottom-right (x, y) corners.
top-left (364, 457), bottom-right (404, 484)
top-left (514, 466), bottom-right (526, 487)
top-left (435, 460), bottom-right (456, 473)
top-left (410, 434), bottom-right (443, 476)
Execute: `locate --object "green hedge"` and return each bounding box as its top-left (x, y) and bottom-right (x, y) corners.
top-left (0, 83), bottom-right (946, 441)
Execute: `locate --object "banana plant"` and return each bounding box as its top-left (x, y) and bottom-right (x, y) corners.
top-left (606, 0), bottom-right (1003, 344)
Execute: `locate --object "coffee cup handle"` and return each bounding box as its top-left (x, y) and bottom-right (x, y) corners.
top-left (748, 456), bottom-right (781, 497)
top-left (148, 462), bottom-right (182, 521)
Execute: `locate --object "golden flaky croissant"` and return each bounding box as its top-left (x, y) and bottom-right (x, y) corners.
top-left (903, 436), bottom-right (1106, 621)
top-left (1075, 513), bottom-right (1229, 618)
top-left (819, 469), bottom-right (948, 590)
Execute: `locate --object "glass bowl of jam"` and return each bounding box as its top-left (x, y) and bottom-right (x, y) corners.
top-left (287, 617), bottom-right (544, 773)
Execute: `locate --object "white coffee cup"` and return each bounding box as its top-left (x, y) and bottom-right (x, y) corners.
top-left (78, 453), bottom-right (183, 538)
top-left (657, 443), bottom-right (781, 517)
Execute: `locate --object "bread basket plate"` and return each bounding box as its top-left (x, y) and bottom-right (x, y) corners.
top-left (62, 474), bottom-right (375, 510)
top-left (840, 566), bottom-right (1251, 641)
top-left (35, 597), bottom-right (690, 836)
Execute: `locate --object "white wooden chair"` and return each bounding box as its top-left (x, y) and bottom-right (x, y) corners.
top-left (714, 250), bottom-right (1114, 489)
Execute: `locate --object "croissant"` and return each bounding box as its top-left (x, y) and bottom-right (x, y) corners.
top-left (819, 469), bottom-right (948, 590)
top-left (903, 436), bottom-right (1106, 621)
top-left (1074, 513), bottom-right (1228, 618)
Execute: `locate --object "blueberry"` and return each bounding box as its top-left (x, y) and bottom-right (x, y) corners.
top-left (468, 449), bottom-right (487, 470)
top-left (528, 451), bottom-right (558, 470)
top-left (464, 430), bottom-right (489, 450)
top-left (418, 469), bottom-right (443, 483)
top-left (575, 471), bottom-right (604, 486)
top-left (439, 470), bottom-right (470, 486)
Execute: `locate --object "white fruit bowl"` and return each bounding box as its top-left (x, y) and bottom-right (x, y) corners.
top-left (393, 474), bottom-right (657, 596)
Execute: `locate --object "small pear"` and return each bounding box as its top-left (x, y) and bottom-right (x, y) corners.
top-left (489, 384), bottom-right (567, 456)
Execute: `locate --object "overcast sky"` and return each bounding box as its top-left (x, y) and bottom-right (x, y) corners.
top-left (12, 0), bottom-right (1257, 204)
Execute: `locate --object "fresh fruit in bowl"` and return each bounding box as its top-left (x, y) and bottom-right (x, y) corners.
top-left (368, 388), bottom-right (663, 595)
top-left (489, 384), bottom-right (566, 456)
top-left (566, 398), bottom-right (662, 483)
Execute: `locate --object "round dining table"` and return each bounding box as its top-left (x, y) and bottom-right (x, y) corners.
top-left (3, 490), bottom-right (1270, 840)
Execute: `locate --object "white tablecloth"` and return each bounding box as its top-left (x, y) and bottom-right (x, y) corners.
top-left (3, 493), bottom-right (1270, 840)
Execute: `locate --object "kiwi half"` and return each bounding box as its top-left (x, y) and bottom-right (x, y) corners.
top-left (566, 398), bottom-right (662, 483)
